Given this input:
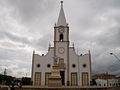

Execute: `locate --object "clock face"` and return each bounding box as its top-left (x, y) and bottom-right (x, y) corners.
top-left (58, 47), bottom-right (65, 54)
top-left (58, 27), bottom-right (64, 33)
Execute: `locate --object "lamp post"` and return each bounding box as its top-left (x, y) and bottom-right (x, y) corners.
top-left (110, 53), bottom-right (120, 62)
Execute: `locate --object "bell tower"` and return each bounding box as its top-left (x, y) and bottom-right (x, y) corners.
top-left (54, 1), bottom-right (70, 85)
top-left (54, 1), bottom-right (69, 42)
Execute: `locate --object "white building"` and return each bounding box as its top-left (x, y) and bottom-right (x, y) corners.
top-left (31, 1), bottom-right (92, 86)
top-left (96, 79), bottom-right (120, 87)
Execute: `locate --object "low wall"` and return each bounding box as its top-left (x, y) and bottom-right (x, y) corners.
top-left (0, 87), bottom-right (8, 90)
top-left (1, 86), bottom-right (120, 90)
top-left (14, 86), bottom-right (119, 90)
top-left (15, 88), bottom-right (110, 90)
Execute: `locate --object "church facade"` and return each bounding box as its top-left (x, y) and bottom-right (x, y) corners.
top-left (31, 1), bottom-right (92, 86)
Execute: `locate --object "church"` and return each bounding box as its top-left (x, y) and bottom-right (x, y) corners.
top-left (31, 1), bottom-right (92, 86)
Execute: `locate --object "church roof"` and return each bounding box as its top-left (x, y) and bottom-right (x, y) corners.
top-left (57, 1), bottom-right (67, 26)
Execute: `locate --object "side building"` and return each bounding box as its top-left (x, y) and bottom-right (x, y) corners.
top-left (31, 1), bottom-right (92, 86)
top-left (92, 73), bottom-right (120, 87)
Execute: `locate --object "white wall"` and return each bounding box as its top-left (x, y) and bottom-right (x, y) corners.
top-left (96, 79), bottom-right (120, 87)
top-left (68, 47), bottom-right (91, 86)
top-left (79, 53), bottom-right (91, 86)
top-left (32, 46), bottom-right (91, 86)
top-left (33, 47), bottom-right (54, 86)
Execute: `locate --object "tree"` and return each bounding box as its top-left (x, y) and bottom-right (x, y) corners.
top-left (90, 79), bottom-right (97, 86)
top-left (0, 74), bottom-right (13, 85)
top-left (21, 77), bottom-right (32, 85)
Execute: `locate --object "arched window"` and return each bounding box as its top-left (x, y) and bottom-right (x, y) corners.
top-left (60, 34), bottom-right (64, 41)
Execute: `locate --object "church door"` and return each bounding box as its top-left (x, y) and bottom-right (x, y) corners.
top-left (71, 72), bottom-right (77, 86)
top-left (60, 71), bottom-right (65, 85)
top-left (34, 72), bottom-right (41, 85)
top-left (45, 72), bottom-right (51, 86)
top-left (82, 72), bottom-right (89, 86)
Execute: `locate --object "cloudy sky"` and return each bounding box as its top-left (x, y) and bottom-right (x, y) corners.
top-left (0, 0), bottom-right (120, 77)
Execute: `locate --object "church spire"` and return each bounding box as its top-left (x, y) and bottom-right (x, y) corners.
top-left (57, 1), bottom-right (67, 26)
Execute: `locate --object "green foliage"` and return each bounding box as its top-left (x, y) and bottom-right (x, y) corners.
top-left (21, 77), bottom-right (32, 85)
top-left (0, 74), bottom-right (13, 85)
top-left (0, 74), bottom-right (32, 85)
top-left (90, 79), bottom-right (97, 86)
top-left (14, 79), bottom-right (21, 85)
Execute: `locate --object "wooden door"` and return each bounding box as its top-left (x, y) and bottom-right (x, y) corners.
top-left (45, 72), bottom-right (51, 85)
top-left (71, 72), bottom-right (77, 86)
top-left (34, 72), bottom-right (41, 85)
top-left (82, 72), bottom-right (89, 86)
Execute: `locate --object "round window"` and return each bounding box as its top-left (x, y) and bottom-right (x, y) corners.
top-left (72, 64), bottom-right (76, 68)
top-left (47, 64), bottom-right (51, 68)
top-left (37, 64), bottom-right (40, 68)
top-left (83, 64), bottom-right (87, 68)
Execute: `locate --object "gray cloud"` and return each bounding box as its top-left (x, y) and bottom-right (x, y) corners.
top-left (35, 33), bottom-right (52, 50)
top-left (96, 29), bottom-right (120, 47)
top-left (0, 30), bottom-right (31, 44)
top-left (5, 0), bottom-right (57, 25)
top-left (0, 0), bottom-right (120, 77)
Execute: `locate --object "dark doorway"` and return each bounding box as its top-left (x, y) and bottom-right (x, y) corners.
top-left (60, 71), bottom-right (65, 85)
top-left (60, 34), bottom-right (64, 41)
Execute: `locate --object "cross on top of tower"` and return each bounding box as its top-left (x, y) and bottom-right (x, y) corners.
top-left (61, 1), bottom-right (63, 7)
top-left (57, 1), bottom-right (67, 26)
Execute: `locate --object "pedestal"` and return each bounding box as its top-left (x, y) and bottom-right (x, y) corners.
top-left (48, 64), bottom-right (62, 87)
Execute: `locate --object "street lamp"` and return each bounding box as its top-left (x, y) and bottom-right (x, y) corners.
top-left (110, 53), bottom-right (120, 62)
